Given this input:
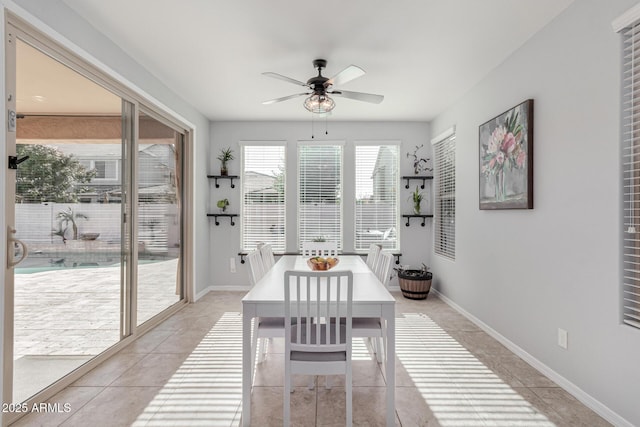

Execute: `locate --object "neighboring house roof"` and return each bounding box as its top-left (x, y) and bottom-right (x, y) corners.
top-left (244, 170), bottom-right (276, 193)
top-left (51, 142), bottom-right (122, 158)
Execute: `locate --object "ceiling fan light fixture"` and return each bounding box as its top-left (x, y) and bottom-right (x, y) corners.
top-left (304, 94), bottom-right (335, 114)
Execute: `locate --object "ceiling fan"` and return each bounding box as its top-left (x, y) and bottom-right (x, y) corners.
top-left (262, 59), bottom-right (384, 114)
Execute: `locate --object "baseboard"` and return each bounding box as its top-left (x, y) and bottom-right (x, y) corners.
top-left (195, 284), bottom-right (251, 301)
top-left (431, 289), bottom-right (634, 427)
top-left (194, 286), bottom-right (213, 301)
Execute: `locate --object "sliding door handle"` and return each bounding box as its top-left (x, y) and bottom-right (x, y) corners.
top-left (7, 226), bottom-right (28, 268)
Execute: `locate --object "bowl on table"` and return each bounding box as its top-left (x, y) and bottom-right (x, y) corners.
top-left (307, 257), bottom-right (339, 271)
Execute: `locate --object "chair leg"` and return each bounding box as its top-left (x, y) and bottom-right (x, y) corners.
top-left (259, 337), bottom-right (268, 362)
top-left (250, 320), bottom-right (259, 385)
top-left (374, 337), bottom-right (384, 363)
top-left (368, 337), bottom-right (379, 361)
top-left (378, 321), bottom-right (387, 376)
top-left (284, 359), bottom-right (291, 427)
top-left (346, 367), bottom-right (353, 427)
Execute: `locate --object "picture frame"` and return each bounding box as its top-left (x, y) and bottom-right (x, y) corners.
top-left (479, 99), bottom-right (533, 209)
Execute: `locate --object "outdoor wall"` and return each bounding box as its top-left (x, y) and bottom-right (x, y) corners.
top-left (15, 203), bottom-right (178, 250)
top-left (429, 0), bottom-right (640, 425)
top-left (208, 121), bottom-right (431, 289)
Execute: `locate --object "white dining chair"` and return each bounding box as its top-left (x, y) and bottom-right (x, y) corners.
top-left (352, 251), bottom-right (393, 364)
top-left (299, 240), bottom-right (339, 389)
top-left (260, 243), bottom-right (276, 270)
top-left (247, 249), bottom-right (284, 372)
top-left (365, 243), bottom-right (381, 269)
top-left (284, 269), bottom-right (353, 427)
top-left (301, 241), bottom-right (338, 257)
top-left (374, 250), bottom-right (393, 286)
top-left (246, 249), bottom-right (265, 286)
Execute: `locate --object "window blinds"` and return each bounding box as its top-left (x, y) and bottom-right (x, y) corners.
top-left (241, 144), bottom-right (286, 252)
top-left (622, 23), bottom-right (640, 328)
top-left (433, 133), bottom-right (456, 260)
top-left (298, 143), bottom-right (342, 250)
top-left (354, 143), bottom-right (400, 251)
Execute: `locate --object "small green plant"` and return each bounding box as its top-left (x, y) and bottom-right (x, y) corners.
top-left (312, 236), bottom-right (326, 242)
top-left (217, 147), bottom-right (234, 175)
top-left (410, 186), bottom-right (424, 214)
top-left (217, 198), bottom-right (229, 212)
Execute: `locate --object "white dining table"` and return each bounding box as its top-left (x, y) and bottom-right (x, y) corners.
top-left (241, 255), bottom-right (396, 426)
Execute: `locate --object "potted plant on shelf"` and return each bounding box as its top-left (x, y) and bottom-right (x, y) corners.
top-left (217, 198), bottom-right (229, 213)
top-left (410, 186), bottom-right (424, 214)
top-left (217, 147), bottom-right (234, 176)
top-left (407, 144), bottom-right (432, 175)
top-left (394, 263), bottom-right (433, 300)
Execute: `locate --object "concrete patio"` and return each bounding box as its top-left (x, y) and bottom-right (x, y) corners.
top-left (12, 257), bottom-right (180, 402)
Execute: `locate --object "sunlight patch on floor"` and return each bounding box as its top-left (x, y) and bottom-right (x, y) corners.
top-left (132, 312), bottom-right (242, 426)
top-left (397, 313), bottom-right (556, 427)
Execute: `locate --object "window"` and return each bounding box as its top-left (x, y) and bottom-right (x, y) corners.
top-left (298, 143), bottom-right (343, 250)
top-left (620, 19), bottom-right (640, 328)
top-left (354, 143), bottom-right (400, 251)
top-left (80, 159), bottom-right (118, 180)
top-left (433, 129), bottom-right (456, 260)
top-left (240, 143), bottom-right (286, 252)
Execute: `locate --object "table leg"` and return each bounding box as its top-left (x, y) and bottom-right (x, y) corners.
top-left (242, 305), bottom-right (254, 426)
top-left (383, 305), bottom-right (395, 426)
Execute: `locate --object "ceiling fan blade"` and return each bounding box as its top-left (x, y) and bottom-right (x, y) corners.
top-left (262, 93), bottom-right (309, 105)
top-left (330, 90), bottom-right (384, 104)
top-left (327, 65), bottom-right (365, 87)
top-left (262, 72), bottom-right (308, 87)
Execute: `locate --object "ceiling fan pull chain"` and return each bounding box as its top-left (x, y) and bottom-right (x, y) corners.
top-left (325, 114), bottom-right (328, 136)
top-left (311, 110), bottom-right (315, 139)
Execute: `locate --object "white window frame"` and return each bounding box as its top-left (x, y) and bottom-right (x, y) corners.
top-left (353, 141), bottom-right (401, 252)
top-left (615, 7), bottom-right (640, 329)
top-left (82, 159), bottom-right (119, 181)
top-left (239, 141), bottom-right (287, 252)
top-left (432, 127), bottom-right (456, 260)
top-left (297, 141), bottom-right (344, 251)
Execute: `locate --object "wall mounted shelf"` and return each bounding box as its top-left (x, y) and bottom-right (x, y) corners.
top-left (402, 214), bottom-right (434, 227)
top-left (207, 175), bottom-right (238, 188)
top-left (402, 175), bottom-right (433, 189)
top-left (207, 213), bottom-right (238, 226)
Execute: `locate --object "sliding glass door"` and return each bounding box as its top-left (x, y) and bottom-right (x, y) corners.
top-left (6, 36), bottom-right (128, 404)
top-left (3, 21), bottom-right (188, 416)
top-left (136, 111), bottom-right (183, 326)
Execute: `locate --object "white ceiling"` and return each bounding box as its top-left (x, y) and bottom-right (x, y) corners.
top-left (52, 0), bottom-right (574, 121)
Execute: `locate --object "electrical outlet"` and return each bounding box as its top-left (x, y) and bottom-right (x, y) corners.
top-left (558, 328), bottom-right (568, 349)
top-left (230, 257), bottom-right (236, 273)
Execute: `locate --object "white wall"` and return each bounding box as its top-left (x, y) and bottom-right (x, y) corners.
top-left (430, 0), bottom-right (640, 425)
top-left (208, 121), bottom-right (431, 289)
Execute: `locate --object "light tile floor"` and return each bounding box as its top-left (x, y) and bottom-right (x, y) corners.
top-left (12, 291), bottom-right (612, 427)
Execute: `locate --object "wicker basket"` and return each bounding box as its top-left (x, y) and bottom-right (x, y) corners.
top-left (398, 271), bottom-right (433, 300)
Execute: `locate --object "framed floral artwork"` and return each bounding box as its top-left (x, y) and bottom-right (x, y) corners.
top-left (479, 99), bottom-right (533, 209)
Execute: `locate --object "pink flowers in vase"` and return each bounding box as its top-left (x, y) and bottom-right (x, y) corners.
top-left (481, 110), bottom-right (527, 176)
